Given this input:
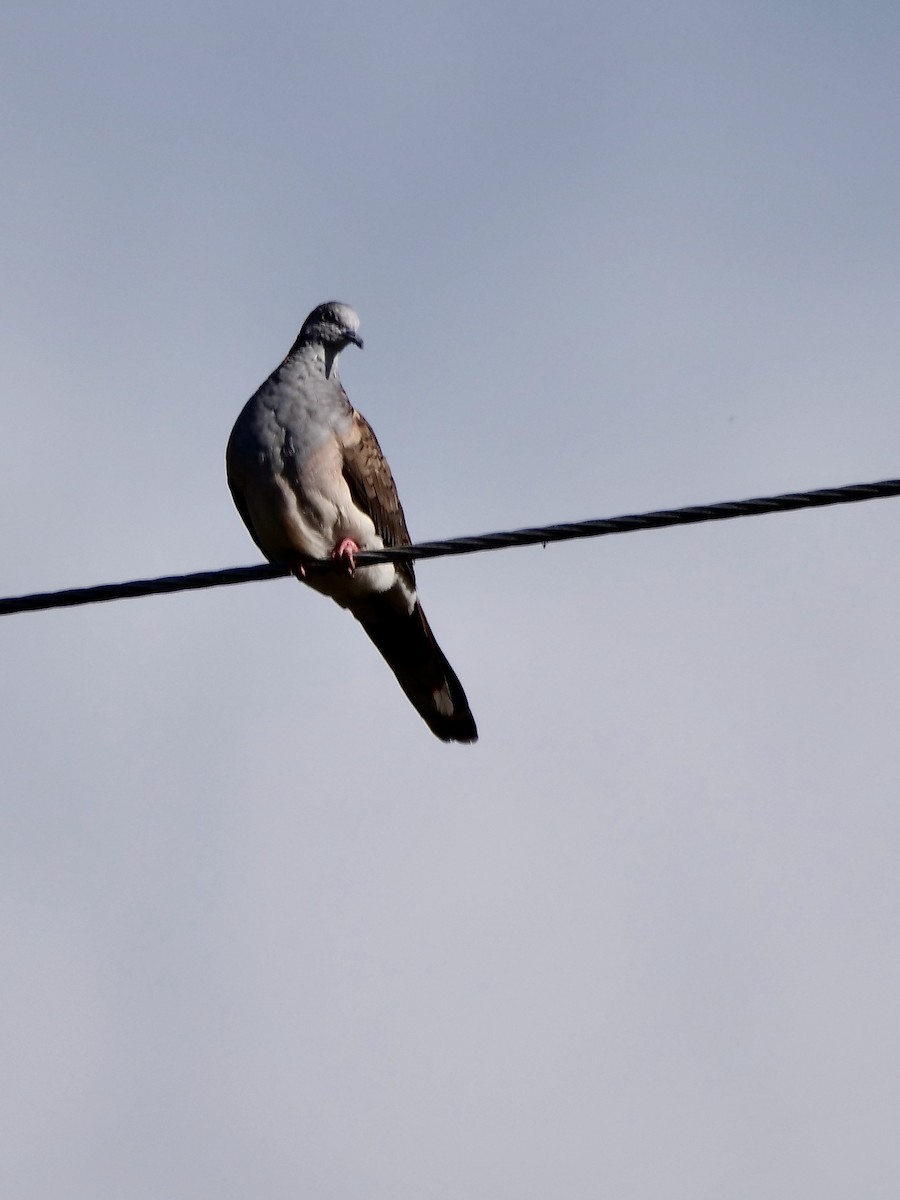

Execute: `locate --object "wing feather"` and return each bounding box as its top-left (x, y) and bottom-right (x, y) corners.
top-left (341, 409), bottom-right (416, 587)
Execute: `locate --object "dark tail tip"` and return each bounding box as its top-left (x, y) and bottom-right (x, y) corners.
top-left (357, 603), bottom-right (478, 744)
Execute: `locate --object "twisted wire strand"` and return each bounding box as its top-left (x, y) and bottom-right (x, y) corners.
top-left (2, 476), bottom-right (900, 617)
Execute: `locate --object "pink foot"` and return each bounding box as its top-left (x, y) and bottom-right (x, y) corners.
top-left (331, 537), bottom-right (359, 574)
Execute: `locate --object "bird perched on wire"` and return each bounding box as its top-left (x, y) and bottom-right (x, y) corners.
top-left (226, 301), bottom-right (477, 743)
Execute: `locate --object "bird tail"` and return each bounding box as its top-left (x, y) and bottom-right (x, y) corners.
top-left (355, 602), bottom-right (478, 744)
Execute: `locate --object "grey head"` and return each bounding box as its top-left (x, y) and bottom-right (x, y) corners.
top-left (294, 301), bottom-right (363, 352)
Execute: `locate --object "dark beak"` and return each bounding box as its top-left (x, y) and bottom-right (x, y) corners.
top-left (346, 331), bottom-right (364, 349)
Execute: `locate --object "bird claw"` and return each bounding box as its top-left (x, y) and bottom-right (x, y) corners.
top-left (332, 538), bottom-right (359, 574)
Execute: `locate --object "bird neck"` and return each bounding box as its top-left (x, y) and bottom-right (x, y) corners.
top-left (286, 340), bottom-right (341, 381)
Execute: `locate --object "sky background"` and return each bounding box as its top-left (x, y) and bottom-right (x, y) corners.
top-left (3, 2), bottom-right (900, 1196)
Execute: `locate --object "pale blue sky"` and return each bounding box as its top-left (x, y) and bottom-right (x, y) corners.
top-left (3, 3), bottom-right (900, 1196)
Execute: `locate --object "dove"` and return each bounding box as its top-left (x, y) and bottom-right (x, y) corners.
top-left (226, 301), bottom-right (477, 743)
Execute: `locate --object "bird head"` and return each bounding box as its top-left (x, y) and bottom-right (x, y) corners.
top-left (297, 302), bottom-right (363, 351)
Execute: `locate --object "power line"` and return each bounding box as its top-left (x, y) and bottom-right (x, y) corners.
top-left (0, 563), bottom-right (289, 616)
top-left (2, 475), bottom-right (900, 618)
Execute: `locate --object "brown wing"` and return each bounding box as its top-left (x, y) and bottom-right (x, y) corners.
top-left (341, 409), bottom-right (416, 587)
